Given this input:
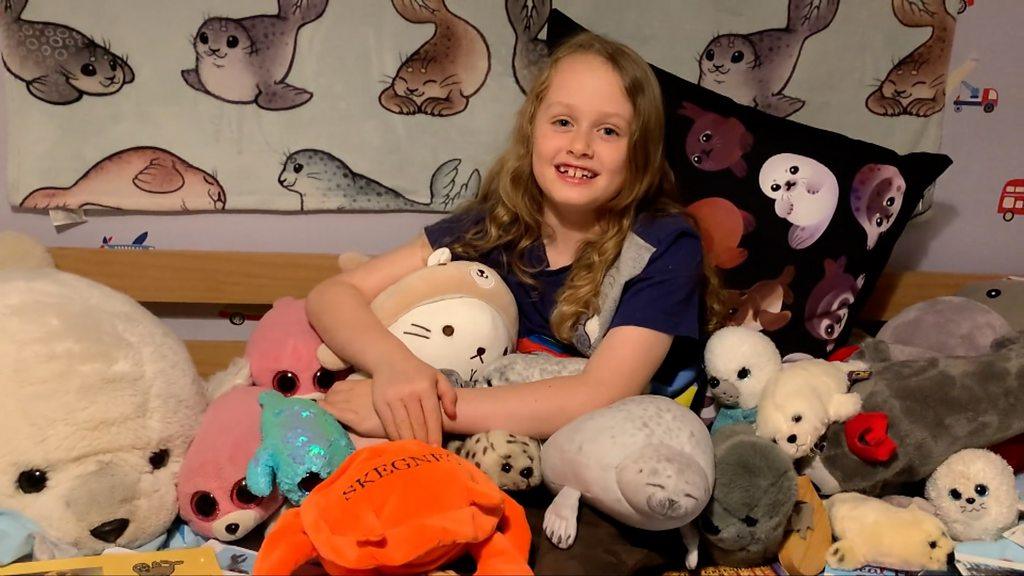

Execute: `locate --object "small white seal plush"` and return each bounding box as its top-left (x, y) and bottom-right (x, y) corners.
top-left (704, 326), bottom-right (782, 409)
top-left (541, 395), bottom-right (714, 569)
top-left (756, 359), bottom-right (862, 459)
top-left (925, 449), bottom-right (1021, 541)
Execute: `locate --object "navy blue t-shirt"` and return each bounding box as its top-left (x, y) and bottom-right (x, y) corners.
top-left (424, 210), bottom-right (703, 359)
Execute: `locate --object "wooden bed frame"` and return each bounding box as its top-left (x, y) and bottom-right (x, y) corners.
top-left (50, 247), bottom-right (1001, 378)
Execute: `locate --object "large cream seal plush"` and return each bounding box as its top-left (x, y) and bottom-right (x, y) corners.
top-left (0, 232), bottom-right (207, 560)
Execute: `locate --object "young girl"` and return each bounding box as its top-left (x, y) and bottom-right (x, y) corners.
top-left (307, 31), bottom-right (718, 446)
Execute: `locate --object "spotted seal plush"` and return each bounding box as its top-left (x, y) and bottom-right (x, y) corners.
top-left (541, 395), bottom-right (714, 569)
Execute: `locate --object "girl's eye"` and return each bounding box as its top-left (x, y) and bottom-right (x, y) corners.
top-left (555, 119), bottom-right (571, 128)
top-left (601, 127), bottom-right (618, 137)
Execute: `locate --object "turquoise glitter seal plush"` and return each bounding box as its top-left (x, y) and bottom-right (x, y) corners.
top-left (246, 390), bottom-right (355, 506)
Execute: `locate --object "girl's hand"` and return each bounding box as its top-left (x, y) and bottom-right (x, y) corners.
top-left (319, 379), bottom-right (385, 438)
top-left (372, 360), bottom-right (458, 446)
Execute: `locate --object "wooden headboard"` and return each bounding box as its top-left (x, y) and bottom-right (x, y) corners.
top-left (50, 247), bottom-right (1000, 378)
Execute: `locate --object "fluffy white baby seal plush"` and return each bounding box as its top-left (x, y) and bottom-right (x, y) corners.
top-left (755, 359), bottom-right (862, 459)
top-left (925, 448), bottom-right (1021, 541)
top-left (704, 326), bottom-right (782, 409)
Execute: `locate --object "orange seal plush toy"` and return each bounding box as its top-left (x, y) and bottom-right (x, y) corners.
top-left (254, 440), bottom-right (532, 576)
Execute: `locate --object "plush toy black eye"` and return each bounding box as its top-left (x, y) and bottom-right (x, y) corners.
top-left (17, 469), bottom-right (47, 494)
top-left (501, 462), bottom-right (514, 474)
top-left (149, 449), bottom-right (169, 470)
top-left (298, 472), bottom-right (323, 494)
top-left (825, 324), bottom-right (836, 337)
top-left (885, 196), bottom-right (896, 207)
top-left (708, 376), bottom-right (720, 389)
top-left (737, 367), bottom-right (750, 380)
top-left (792, 414), bottom-right (802, 423)
top-left (742, 515), bottom-right (759, 527)
top-left (974, 484), bottom-right (989, 497)
top-left (80, 63), bottom-right (97, 77)
top-left (273, 370), bottom-right (299, 396)
top-left (949, 488), bottom-right (962, 500)
top-left (770, 183), bottom-right (781, 192)
top-left (789, 165), bottom-right (799, 175)
top-left (231, 478), bottom-right (263, 507)
top-left (292, 162), bottom-right (303, 173)
top-left (226, 35), bottom-right (239, 49)
top-left (875, 216), bottom-right (885, 227)
top-left (986, 288), bottom-right (1001, 299)
top-left (520, 467), bottom-right (534, 479)
top-left (442, 325), bottom-right (455, 337)
top-left (313, 368), bottom-right (338, 393)
top-left (929, 540), bottom-right (937, 549)
top-left (191, 491), bottom-right (218, 520)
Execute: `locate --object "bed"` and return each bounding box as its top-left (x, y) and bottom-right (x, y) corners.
top-left (49, 245), bottom-right (999, 378)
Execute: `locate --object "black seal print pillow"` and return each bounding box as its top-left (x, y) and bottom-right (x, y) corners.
top-left (547, 10), bottom-right (952, 358)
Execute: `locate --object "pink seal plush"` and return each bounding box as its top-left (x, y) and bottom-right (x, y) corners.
top-left (177, 386), bottom-right (285, 541)
top-left (247, 297), bottom-right (349, 398)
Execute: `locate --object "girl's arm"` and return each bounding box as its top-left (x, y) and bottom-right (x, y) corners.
top-left (307, 233), bottom-right (456, 445)
top-left (443, 325), bottom-right (673, 438)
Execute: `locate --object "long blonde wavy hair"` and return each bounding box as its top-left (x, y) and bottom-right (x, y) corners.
top-left (450, 32), bottom-right (726, 342)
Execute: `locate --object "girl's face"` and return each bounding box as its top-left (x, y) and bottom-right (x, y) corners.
top-left (532, 53), bottom-right (633, 220)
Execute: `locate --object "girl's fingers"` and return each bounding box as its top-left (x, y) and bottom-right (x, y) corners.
top-left (437, 373), bottom-right (459, 420)
top-left (392, 402), bottom-right (415, 440)
top-left (405, 398), bottom-right (430, 444)
top-left (379, 404), bottom-right (401, 441)
top-left (424, 395), bottom-right (444, 447)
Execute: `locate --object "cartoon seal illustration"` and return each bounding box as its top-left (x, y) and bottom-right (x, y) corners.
top-left (20, 147), bottom-right (227, 211)
top-left (0, 0), bottom-right (134, 105)
top-left (850, 164), bottom-right (906, 250)
top-left (677, 102), bottom-right (755, 177)
top-left (541, 395), bottom-right (714, 569)
top-left (805, 257), bottom-right (865, 351)
top-left (278, 149), bottom-right (479, 212)
top-left (866, 0), bottom-right (955, 117)
top-left (724, 266), bottom-right (796, 332)
top-left (686, 197), bottom-right (755, 270)
top-left (697, 0), bottom-right (840, 117)
top-left (759, 153), bottom-right (839, 250)
top-left (380, 0), bottom-right (490, 116)
top-left (506, 0), bottom-right (550, 94)
top-left (181, 0), bottom-right (328, 111)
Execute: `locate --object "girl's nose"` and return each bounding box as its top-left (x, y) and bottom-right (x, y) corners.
top-left (568, 132), bottom-right (593, 158)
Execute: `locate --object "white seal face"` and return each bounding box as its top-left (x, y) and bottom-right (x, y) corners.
top-left (615, 443), bottom-right (711, 527)
top-left (925, 449), bottom-right (1019, 541)
top-left (389, 298), bottom-right (512, 383)
top-left (704, 326), bottom-right (781, 409)
top-left (759, 153), bottom-right (839, 249)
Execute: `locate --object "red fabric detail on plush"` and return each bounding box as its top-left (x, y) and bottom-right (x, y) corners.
top-left (828, 345), bottom-right (860, 362)
top-left (845, 412), bottom-right (898, 463)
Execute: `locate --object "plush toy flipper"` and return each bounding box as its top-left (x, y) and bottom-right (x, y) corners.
top-left (543, 487), bottom-right (581, 550)
top-left (682, 523), bottom-right (700, 570)
top-left (826, 540), bottom-right (863, 571)
top-left (252, 507), bottom-right (317, 576)
top-left (828, 393), bottom-right (862, 422)
top-left (246, 447), bottom-right (277, 498)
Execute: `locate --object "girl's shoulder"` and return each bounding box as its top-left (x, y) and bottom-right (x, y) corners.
top-left (631, 212), bottom-right (699, 251)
